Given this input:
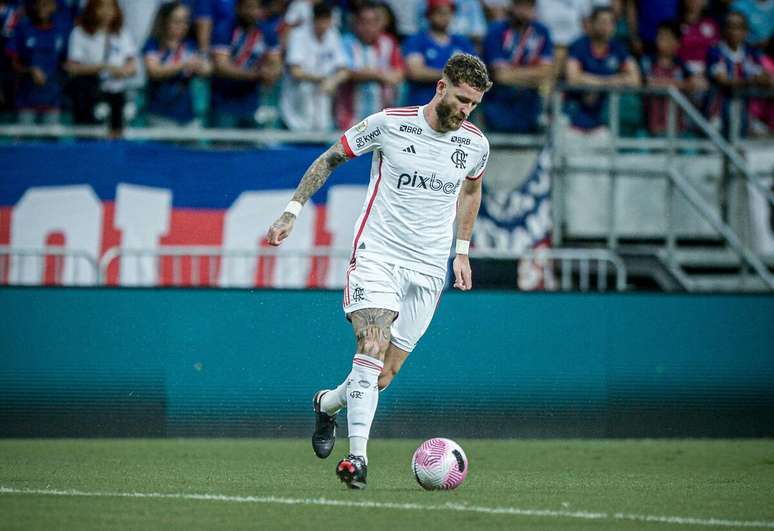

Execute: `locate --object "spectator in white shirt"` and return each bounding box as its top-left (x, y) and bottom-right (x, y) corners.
top-left (280, 3), bottom-right (348, 131)
top-left (65, 0), bottom-right (137, 138)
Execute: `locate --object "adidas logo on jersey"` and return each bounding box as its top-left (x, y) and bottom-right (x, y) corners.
top-left (402, 145), bottom-right (417, 154)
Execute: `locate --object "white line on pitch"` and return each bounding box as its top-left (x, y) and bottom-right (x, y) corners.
top-left (1, 486), bottom-right (773, 529)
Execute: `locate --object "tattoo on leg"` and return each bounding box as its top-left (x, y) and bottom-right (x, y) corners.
top-left (350, 308), bottom-right (397, 359)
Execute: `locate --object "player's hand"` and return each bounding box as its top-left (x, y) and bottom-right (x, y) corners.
top-left (452, 254), bottom-right (472, 291)
top-left (267, 212), bottom-right (295, 246)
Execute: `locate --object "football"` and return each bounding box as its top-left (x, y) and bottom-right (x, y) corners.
top-left (411, 438), bottom-right (468, 490)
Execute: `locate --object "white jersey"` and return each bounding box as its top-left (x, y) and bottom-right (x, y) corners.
top-left (341, 105), bottom-right (490, 279)
top-left (281, 24), bottom-right (346, 131)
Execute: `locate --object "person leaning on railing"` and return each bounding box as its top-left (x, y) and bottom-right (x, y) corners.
top-left (640, 21), bottom-right (701, 135)
top-left (564, 5), bottom-right (641, 131)
top-left (705, 10), bottom-right (773, 137)
top-left (143, 1), bottom-right (211, 128)
top-left (7, 0), bottom-right (68, 125)
top-left (64, 0), bottom-right (137, 139)
top-left (482, 0), bottom-right (554, 134)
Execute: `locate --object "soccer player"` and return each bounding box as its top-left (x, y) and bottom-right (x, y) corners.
top-left (266, 52), bottom-right (491, 490)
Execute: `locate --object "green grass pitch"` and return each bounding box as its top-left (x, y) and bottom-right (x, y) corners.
top-left (1, 439), bottom-right (773, 530)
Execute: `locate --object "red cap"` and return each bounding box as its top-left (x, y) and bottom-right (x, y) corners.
top-left (427, 0), bottom-right (456, 12)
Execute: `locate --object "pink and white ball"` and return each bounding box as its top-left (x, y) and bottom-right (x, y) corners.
top-left (411, 438), bottom-right (468, 490)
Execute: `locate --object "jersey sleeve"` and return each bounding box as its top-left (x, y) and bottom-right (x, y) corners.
top-left (401, 34), bottom-right (423, 59)
top-left (483, 26), bottom-right (506, 66)
top-left (263, 24), bottom-right (280, 52)
top-left (6, 22), bottom-right (24, 61)
top-left (285, 27), bottom-right (305, 65)
top-left (388, 37), bottom-right (404, 70)
top-left (212, 21), bottom-right (232, 54)
top-left (142, 37), bottom-right (160, 58)
top-left (119, 29), bottom-right (137, 60)
top-left (567, 36), bottom-right (584, 62)
top-left (539, 29), bottom-right (554, 64)
top-left (194, 0), bottom-right (214, 20)
top-left (706, 46), bottom-right (723, 79)
top-left (467, 136), bottom-right (490, 181)
top-left (340, 111), bottom-right (387, 158)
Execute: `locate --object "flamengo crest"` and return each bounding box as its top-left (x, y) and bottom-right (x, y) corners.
top-left (451, 148), bottom-right (467, 169)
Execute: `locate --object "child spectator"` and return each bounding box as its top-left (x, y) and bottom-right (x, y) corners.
top-left (280, 3), bottom-right (347, 131)
top-left (65, 0), bottom-right (137, 137)
top-left (627, 0), bottom-right (679, 55)
top-left (210, 0), bottom-right (281, 128)
top-left (706, 10), bottom-right (772, 136)
top-left (7, 0), bottom-right (68, 124)
top-left (483, 0), bottom-right (554, 133)
top-left (334, 1), bottom-right (403, 130)
top-left (0, 0), bottom-right (21, 115)
top-left (565, 6), bottom-right (640, 130)
top-left (641, 21), bottom-right (698, 134)
top-left (144, 1), bottom-right (211, 127)
top-left (403, 0), bottom-right (475, 107)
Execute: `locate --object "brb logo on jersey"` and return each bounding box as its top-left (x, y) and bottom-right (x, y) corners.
top-left (451, 148), bottom-right (468, 169)
top-left (400, 124), bottom-right (423, 135)
top-left (397, 171), bottom-right (460, 195)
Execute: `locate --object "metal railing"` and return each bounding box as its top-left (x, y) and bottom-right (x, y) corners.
top-left (94, 245), bottom-right (627, 291)
top-left (0, 246), bottom-right (99, 285)
top-left (550, 84), bottom-right (774, 291)
top-left (97, 245), bottom-right (352, 288)
top-left (470, 248), bottom-right (627, 291)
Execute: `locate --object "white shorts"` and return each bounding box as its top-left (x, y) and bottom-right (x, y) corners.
top-left (343, 256), bottom-right (445, 353)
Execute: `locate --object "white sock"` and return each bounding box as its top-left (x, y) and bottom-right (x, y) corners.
top-left (320, 377), bottom-right (349, 416)
top-left (346, 354), bottom-right (383, 463)
top-left (349, 436), bottom-right (368, 463)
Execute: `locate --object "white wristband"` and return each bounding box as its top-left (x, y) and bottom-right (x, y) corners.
top-left (284, 200), bottom-right (303, 217)
top-left (455, 239), bottom-right (470, 255)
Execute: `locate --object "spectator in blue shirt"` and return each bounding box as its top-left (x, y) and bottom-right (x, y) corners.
top-left (706, 10), bottom-right (772, 136)
top-left (402, 0), bottom-right (475, 107)
top-left (0, 0), bottom-right (22, 115)
top-left (7, 0), bottom-right (68, 124)
top-left (210, 0), bottom-right (281, 128)
top-left (565, 6), bottom-right (641, 130)
top-left (144, 1), bottom-right (211, 126)
top-left (483, 0), bottom-right (554, 133)
top-left (416, 0), bottom-right (488, 50)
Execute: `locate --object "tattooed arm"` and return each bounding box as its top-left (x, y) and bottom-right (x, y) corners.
top-left (266, 140), bottom-right (350, 246)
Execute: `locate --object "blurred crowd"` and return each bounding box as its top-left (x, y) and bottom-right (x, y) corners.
top-left (0, 0), bottom-right (773, 138)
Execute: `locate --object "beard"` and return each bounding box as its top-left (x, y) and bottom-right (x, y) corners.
top-left (436, 96), bottom-right (465, 132)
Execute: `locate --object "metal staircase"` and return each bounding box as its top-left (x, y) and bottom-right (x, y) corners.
top-left (551, 86), bottom-right (774, 292)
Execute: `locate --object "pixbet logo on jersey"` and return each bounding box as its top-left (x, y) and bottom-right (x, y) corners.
top-left (397, 171), bottom-right (461, 195)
